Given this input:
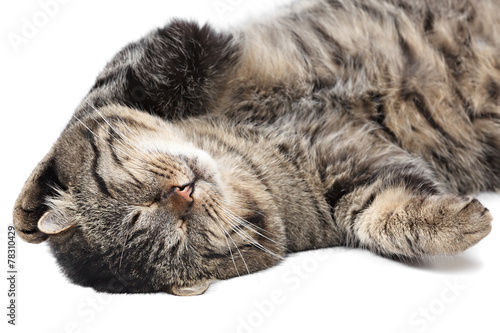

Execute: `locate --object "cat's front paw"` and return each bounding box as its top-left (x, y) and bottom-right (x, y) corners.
top-left (415, 195), bottom-right (492, 255)
top-left (357, 192), bottom-right (493, 258)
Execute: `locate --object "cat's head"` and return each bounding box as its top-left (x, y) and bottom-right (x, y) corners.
top-left (13, 105), bottom-right (285, 295)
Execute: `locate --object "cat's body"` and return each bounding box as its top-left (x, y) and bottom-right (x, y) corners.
top-left (14, 0), bottom-right (499, 295)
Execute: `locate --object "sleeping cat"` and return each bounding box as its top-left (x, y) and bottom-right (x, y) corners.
top-left (13, 0), bottom-right (499, 296)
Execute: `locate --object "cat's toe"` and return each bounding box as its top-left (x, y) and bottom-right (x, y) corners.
top-left (455, 197), bottom-right (492, 249)
top-left (437, 196), bottom-right (492, 255)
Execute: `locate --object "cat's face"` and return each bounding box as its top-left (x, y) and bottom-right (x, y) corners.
top-left (14, 105), bottom-right (285, 295)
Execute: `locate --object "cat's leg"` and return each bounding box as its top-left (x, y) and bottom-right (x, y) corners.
top-left (76, 21), bottom-right (238, 122)
top-left (334, 178), bottom-right (492, 259)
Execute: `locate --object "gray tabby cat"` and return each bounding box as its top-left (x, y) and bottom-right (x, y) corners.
top-left (13, 0), bottom-right (499, 296)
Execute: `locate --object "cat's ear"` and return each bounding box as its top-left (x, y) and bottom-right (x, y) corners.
top-left (169, 280), bottom-right (212, 296)
top-left (37, 210), bottom-right (76, 235)
top-left (13, 149), bottom-right (63, 243)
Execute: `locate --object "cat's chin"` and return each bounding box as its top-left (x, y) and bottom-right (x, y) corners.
top-left (168, 279), bottom-right (213, 296)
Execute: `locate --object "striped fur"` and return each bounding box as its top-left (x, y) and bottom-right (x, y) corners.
top-left (13, 0), bottom-right (499, 295)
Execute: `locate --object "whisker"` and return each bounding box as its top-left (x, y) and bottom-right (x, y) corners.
top-left (206, 206), bottom-right (250, 275)
top-left (214, 203), bottom-right (285, 260)
top-left (217, 216), bottom-right (251, 275)
top-left (224, 206), bottom-right (276, 238)
top-left (118, 220), bottom-right (132, 272)
top-left (212, 219), bottom-right (240, 277)
top-left (214, 202), bottom-right (282, 247)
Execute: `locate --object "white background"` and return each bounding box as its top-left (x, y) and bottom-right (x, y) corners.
top-left (1, 1), bottom-right (499, 332)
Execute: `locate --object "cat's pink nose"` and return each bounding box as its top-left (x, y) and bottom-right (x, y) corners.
top-left (175, 184), bottom-right (193, 202)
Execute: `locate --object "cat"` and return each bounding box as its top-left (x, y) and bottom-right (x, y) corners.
top-left (13, 0), bottom-right (499, 296)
